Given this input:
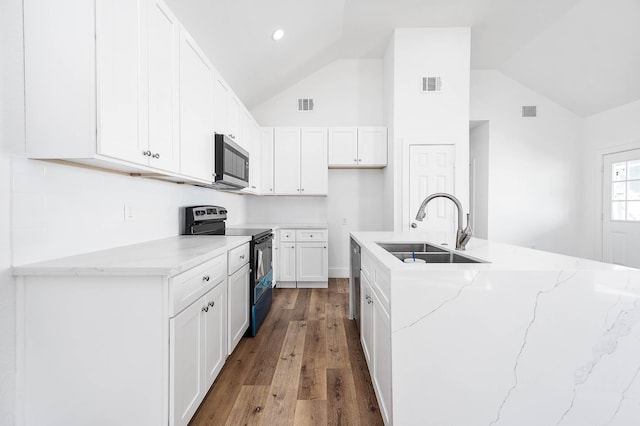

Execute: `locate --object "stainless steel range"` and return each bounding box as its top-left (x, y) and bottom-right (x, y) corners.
top-left (183, 205), bottom-right (273, 336)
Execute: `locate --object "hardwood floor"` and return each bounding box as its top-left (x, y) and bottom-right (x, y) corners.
top-left (189, 278), bottom-right (383, 426)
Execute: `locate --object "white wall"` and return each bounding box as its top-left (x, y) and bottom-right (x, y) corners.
top-left (391, 28), bottom-right (471, 232)
top-left (0, 2), bottom-right (246, 422)
top-left (469, 121), bottom-right (490, 239)
top-left (250, 59), bottom-right (387, 277)
top-left (470, 70), bottom-right (583, 255)
top-left (582, 99), bottom-right (640, 260)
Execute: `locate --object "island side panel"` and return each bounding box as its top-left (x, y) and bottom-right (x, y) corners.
top-left (17, 275), bottom-right (167, 426)
top-left (390, 269), bottom-right (640, 426)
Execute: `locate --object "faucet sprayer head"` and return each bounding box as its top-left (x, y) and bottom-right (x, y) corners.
top-left (415, 210), bottom-right (426, 221)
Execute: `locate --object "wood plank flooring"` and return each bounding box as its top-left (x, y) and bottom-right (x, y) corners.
top-left (189, 278), bottom-right (383, 426)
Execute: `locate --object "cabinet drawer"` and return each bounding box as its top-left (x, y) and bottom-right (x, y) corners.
top-left (280, 229), bottom-right (296, 241)
top-left (228, 242), bottom-right (250, 275)
top-left (170, 254), bottom-right (226, 317)
top-left (295, 229), bottom-right (327, 242)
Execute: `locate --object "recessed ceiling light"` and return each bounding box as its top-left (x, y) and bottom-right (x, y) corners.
top-left (272, 29), bottom-right (284, 41)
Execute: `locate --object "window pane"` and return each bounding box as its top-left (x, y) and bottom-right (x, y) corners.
top-left (628, 180), bottom-right (640, 200)
top-left (629, 160), bottom-right (640, 180)
top-left (612, 201), bottom-right (626, 220)
top-left (613, 182), bottom-right (626, 200)
top-left (612, 162), bottom-right (627, 181)
top-left (628, 202), bottom-right (640, 221)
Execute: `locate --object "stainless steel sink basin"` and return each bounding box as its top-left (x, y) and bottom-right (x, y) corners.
top-left (376, 243), bottom-right (447, 253)
top-left (376, 243), bottom-right (485, 264)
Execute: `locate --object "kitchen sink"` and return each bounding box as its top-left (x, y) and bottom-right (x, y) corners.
top-left (376, 242), bottom-right (447, 253)
top-left (376, 243), bottom-right (485, 264)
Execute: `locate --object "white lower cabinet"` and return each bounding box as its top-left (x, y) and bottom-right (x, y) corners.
top-left (278, 228), bottom-right (328, 288)
top-left (14, 239), bottom-right (254, 426)
top-left (360, 256), bottom-right (392, 425)
top-left (227, 263), bottom-right (250, 355)
top-left (170, 281), bottom-right (226, 426)
top-left (227, 242), bottom-right (250, 355)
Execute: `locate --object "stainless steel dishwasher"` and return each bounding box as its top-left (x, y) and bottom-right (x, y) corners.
top-left (350, 238), bottom-right (361, 329)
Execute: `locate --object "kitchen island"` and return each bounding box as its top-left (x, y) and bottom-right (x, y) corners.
top-left (351, 231), bottom-right (640, 426)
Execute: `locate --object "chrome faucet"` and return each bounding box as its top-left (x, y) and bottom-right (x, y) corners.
top-left (414, 193), bottom-right (472, 250)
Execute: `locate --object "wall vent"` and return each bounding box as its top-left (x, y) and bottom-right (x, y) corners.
top-left (522, 105), bottom-right (537, 117)
top-left (421, 76), bottom-right (442, 93)
top-left (297, 98), bottom-right (314, 112)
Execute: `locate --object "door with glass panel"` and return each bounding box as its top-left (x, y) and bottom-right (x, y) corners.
top-left (603, 148), bottom-right (640, 267)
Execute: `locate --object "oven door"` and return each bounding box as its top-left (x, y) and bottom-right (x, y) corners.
top-left (253, 233), bottom-right (273, 303)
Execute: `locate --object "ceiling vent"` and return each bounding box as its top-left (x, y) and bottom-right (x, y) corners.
top-left (297, 98), bottom-right (314, 112)
top-left (421, 76), bottom-right (442, 93)
top-left (522, 105), bottom-right (537, 117)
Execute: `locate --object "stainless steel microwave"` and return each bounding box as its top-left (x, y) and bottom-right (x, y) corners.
top-left (212, 134), bottom-right (249, 190)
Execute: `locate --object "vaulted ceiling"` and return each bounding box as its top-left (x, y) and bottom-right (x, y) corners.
top-left (165, 0), bottom-right (640, 116)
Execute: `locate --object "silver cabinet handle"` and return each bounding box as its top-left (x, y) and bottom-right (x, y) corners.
top-left (301, 188), bottom-right (304, 192)
top-left (354, 159), bottom-right (357, 162)
top-left (142, 150), bottom-right (152, 156)
top-left (202, 306), bottom-right (209, 312)
top-left (411, 223), bottom-right (417, 228)
top-left (203, 275), bottom-right (210, 282)
top-left (240, 255), bottom-right (245, 260)
top-left (324, 246), bottom-right (327, 249)
top-left (366, 295), bottom-right (373, 304)
top-left (208, 301), bottom-right (215, 307)
top-left (358, 158), bottom-right (362, 162)
top-left (152, 153), bottom-right (160, 159)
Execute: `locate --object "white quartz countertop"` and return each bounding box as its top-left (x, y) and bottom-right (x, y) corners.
top-left (12, 235), bottom-right (251, 277)
top-left (230, 223), bottom-right (328, 230)
top-left (351, 231), bottom-right (630, 272)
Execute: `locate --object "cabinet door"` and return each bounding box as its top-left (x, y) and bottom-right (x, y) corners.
top-left (279, 242), bottom-right (297, 282)
top-left (328, 127), bottom-right (358, 166)
top-left (373, 293), bottom-right (392, 425)
top-left (259, 127), bottom-right (274, 195)
top-left (147, 0), bottom-right (179, 172)
top-left (274, 127), bottom-right (301, 195)
top-left (360, 273), bottom-right (373, 367)
top-left (228, 263), bottom-right (250, 355)
top-left (203, 283), bottom-right (227, 389)
top-left (227, 96), bottom-right (241, 142)
top-left (170, 298), bottom-right (205, 426)
top-left (300, 127), bottom-right (328, 195)
top-left (179, 29), bottom-right (214, 181)
top-left (213, 76), bottom-right (229, 135)
top-left (358, 127), bottom-right (387, 166)
top-left (96, 0), bottom-right (147, 164)
top-left (296, 242), bottom-right (328, 282)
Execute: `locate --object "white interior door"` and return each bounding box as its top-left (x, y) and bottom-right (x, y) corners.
top-left (409, 145), bottom-right (456, 242)
top-left (603, 148), bottom-right (640, 267)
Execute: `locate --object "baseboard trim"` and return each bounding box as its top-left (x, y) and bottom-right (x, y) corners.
top-left (329, 267), bottom-right (349, 279)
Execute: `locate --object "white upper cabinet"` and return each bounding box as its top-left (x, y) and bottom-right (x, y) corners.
top-left (179, 29), bottom-right (214, 181)
top-left (273, 127), bottom-right (328, 196)
top-left (327, 127), bottom-right (358, 167)
top-left (274, 127), bottom-right (302, 195)
top-left (300, 127), bottom-right (328, 195)
top-left (241, 111), bottom-right (260, 194)
top-left (213, 76), bottom-right (229, 136)
top-left (24, 0), bottom-right (260, 187)
top-left (357, 127), bottom-right (388, 166)
top-left (259, 128), bottom-right (274, 195)
top-left (328, 126), bottom-right (387, 168)
top-left (147, 0), bottom-right (180, 172)
top-left (95, 0), bottom-right (146, 165)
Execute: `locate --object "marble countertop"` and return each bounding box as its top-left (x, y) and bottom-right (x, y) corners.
top-left (230, 223), bottom-right (329, 230)
top-left (351, 231), bottom-right (630, 273)
top-left (12, 235), bottom-right (251, 277)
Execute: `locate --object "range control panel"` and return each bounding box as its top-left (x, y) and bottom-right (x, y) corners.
top-left (187, 205), bottom-right (227, 222)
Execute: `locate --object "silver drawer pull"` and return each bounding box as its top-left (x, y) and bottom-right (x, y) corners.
top-left (203, 275), bottom-right (210, 282)
top-left (240, 255), bottom-right (245, 260)
top-left (202, 306), bottom-right (209, 313)
top-left (152, 152), bottom-right (160, 159)
top-left (208, 301), bottom-right (215, 307)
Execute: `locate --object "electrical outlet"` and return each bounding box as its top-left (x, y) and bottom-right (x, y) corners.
top-left (342, 217), bottom-right (347, 225)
